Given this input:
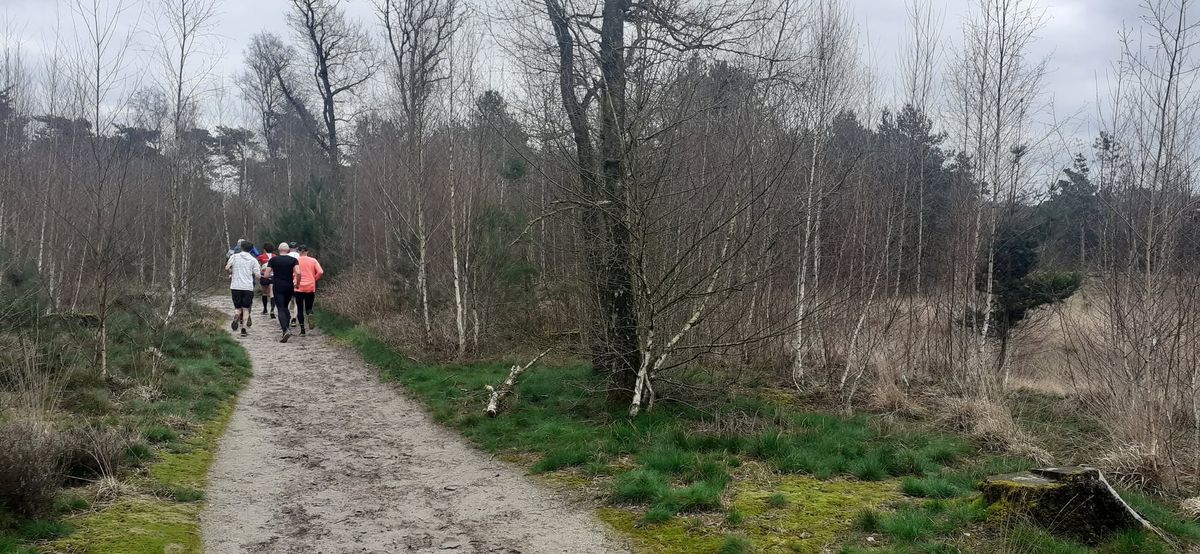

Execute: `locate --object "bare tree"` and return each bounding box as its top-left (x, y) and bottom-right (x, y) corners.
top-left (152, 0), bottom-right (219, 324)
top-left (66, 0), bottom-right (139, 376)
top-left (284, 0), bottom-right (378, 176)
top-left (789, 0), bottom-right (862, 389)
top-left (377, 0), bottom-right (461, 347)
top-left (948, 0), bottom-right (1045, 396)
top-left (239, 32), bottom-right (292, 159)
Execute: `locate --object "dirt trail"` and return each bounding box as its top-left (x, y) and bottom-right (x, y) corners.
top-left (199, 296), bottom-right (628, 553)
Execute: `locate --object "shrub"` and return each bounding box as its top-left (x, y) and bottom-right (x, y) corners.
top-left (0, 418), bottom-right (65, 516)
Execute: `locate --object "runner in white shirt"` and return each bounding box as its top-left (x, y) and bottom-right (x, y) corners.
top-left (286, 241), bottom-right (300, 326)
top-left (224, 241), bottom-right (260, 337)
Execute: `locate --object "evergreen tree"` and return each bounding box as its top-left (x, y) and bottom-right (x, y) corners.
top-left (268, 177), bottom-right (340, 271)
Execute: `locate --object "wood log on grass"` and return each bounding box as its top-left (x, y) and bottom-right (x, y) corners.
top-left (484, 349), bottom-right (551, 417)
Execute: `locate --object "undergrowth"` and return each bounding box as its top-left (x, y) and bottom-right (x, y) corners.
top-left (0, 293), bottom-right (251, 553)
top-left (319, 309), bottom-right (1200, 553)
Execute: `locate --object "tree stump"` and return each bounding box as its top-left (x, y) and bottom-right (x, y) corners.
top-left (982, 466), bottom-right (1163, 545)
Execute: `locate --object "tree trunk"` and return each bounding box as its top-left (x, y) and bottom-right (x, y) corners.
top-left (596, 0), bottom-right (641, 401)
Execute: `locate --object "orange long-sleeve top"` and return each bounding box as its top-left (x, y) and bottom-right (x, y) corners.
top-left (296, 256), bottom-right (324, 293)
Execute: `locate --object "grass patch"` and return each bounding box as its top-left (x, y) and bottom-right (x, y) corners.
top-left (1121, 490), bottom-right (1200, 542)
top-left (718, 534), bottom-right (752, 554)
top-left (901, 476), bottom-right (968, 499)
top-left (613, 469), bottom-right (672, 504)
top-left (18, 519), bottom-right (72, 541)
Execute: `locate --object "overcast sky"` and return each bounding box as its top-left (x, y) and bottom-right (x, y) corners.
top-left (1, 0), bottom-right (1146, 154)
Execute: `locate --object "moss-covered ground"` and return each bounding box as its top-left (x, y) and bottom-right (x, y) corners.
top-left (0, 303), bottom-right (251, 554)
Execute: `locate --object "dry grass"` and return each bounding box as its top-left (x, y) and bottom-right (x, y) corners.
top-left (0, 416), bottom-right (66, 516)
top-left (63, 425), bottom-right (132, 481)
top-left (937, 396), bottom-right (1052, 464)
top-left (1181, 497), bottom-right (1200, 520)
top-left (0, 338), bottom-right (69, 417)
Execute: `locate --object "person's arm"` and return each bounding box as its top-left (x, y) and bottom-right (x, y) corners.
top-left (293, 262), bottom-right (301, 288)
top-left (224, 256), bottom-right (233, 275)
top-left (263, 262), bottom-right (273, 281)
top-left (314, 259), bottom-right (324, 281)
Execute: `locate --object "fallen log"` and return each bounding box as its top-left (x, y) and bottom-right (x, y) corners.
top-left (484, 349), bottom-right (551, 417)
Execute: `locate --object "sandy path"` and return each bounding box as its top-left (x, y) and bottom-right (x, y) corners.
top-left (198, 296), bottom-right (628, 553)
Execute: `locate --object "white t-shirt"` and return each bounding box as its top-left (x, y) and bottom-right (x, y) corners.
top-left (225, 252), bottom-right (259, 291)
top-left (287, 251), bottom-right (300, 260)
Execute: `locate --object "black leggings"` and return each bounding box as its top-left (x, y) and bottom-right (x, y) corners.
top-left (273, 286), bottom-right (294, 332)
top-left (296, 292), bottom-right (315, 325)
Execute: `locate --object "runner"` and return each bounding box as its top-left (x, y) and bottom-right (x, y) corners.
top-left (257, 242), bottom-right (276, 318)
top-left (224, 241), bottom-right (259, 337)
top-left (294, 245), bottom-right (324, 335)
top-left (286, 242), bottom-right (301, 327)
top-left (263, 242), bottom-right (301, 342)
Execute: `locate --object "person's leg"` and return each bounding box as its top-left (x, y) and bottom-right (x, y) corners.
top-left (275, 288), bottom-right (293, 334)
top-left (303, 292), bottom-right (315, 328)
top-left (295, 293), bottom-right (307, 333)
top-left (261, 285), bottom-right (269, 314)
top-left (230, 290), bottom-right (240, 331)
top-left (267, 284), bottom-right (275, 318)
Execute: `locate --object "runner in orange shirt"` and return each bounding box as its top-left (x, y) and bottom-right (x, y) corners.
top-left (295, 245), bottom-right (324, 335)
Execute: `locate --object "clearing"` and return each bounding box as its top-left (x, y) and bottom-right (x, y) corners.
top-left (198, 296), bottom-right (627, 553)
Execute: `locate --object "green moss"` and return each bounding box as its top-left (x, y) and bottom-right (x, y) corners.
top-left (731, 475), bottom-right (900, 553)
top-left (598, 507), bottom-right (725, 553)
top-left (52, 499), bottom-right (201, 554)
top-left (148, 404), bottom-right (234, 490)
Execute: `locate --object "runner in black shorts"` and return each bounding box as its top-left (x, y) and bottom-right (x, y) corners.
top-left (225, 241), bottom-right (260, 337)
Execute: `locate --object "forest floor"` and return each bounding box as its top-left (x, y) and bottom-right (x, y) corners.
top-left (197, 296), bottom-right (627, 553)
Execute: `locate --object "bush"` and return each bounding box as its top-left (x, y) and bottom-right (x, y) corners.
top-left (0, 418), bottom-right (65, 516)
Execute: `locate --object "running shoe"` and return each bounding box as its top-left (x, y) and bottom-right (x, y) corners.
top-left (231, 315), bottom-right (239, 331)
top-left (240, 328), bottom-right (248, 337)
top-left (290, 318), bottom-right (298, 327)
top-left (280, 331), bottom-right (292, 343)
top-left (299, 327), bottom-right (306, 336)
top-left (247, 314), bottom-right (252, 328)
top-left (270, 312), bottom-right (276, 319)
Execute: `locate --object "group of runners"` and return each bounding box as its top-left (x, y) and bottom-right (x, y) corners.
top-left (225, 239), bottom-right (324, 343)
